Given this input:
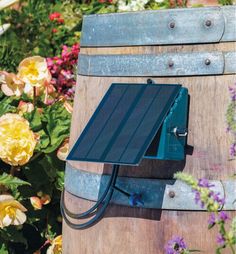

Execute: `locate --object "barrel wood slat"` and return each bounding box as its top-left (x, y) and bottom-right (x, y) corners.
top-left (63, 6), bottom-right (236, 254)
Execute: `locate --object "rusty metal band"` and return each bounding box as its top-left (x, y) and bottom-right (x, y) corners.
top-left (78, 51), bottom-right (236, 77)
top-left (65, 163), bottom-right (236, 211)
top-left (80, 6), bottom-right (236, 47)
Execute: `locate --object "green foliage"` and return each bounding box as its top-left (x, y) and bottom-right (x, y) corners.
top-left (218, 0), bottom-right (233, 5)
top-left (0, 93), bottom-right (69, 251)
top-left (0, 173), bottom-right (30, 190)
top-left (0, 96), bottom-right (18, 116)
top-left (227, 102), bottom-right (236, 133)
top-left (0, 0), bottom-right (118, 72)
top-left (41, 102), bottom-right (71, 153)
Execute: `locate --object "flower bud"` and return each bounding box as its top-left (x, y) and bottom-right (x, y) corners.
top-left (57, 139), bottom-right (69, 161)
top-left (41, 194), bottom-right (51, 205)
top-left (30, 197), bottom-right (42, 210)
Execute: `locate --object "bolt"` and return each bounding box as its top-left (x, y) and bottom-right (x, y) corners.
top-left (205, 58), bottom-right (211, 66)
top-left (205, 20), bottom-right (212, 27)
top-left (147, 78), bottom-right (154, 84)
top-left (169, 191), bottom-right (175, 198)
top-left (168, 60), bottom-right (174, 68)
top-left (169, 22), bottom-right (175, 29)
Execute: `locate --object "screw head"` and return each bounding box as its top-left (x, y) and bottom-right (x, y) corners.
top-left (169, 22), bottom-right (175, 29)
top-left (168, 60), bottom-right (174, 68)
top-left (205, 58), bottom-right (211, 66)
top-left (205, 20), bottom-right (212, 27)
top-left (168, 191), bottom-right (175, 198)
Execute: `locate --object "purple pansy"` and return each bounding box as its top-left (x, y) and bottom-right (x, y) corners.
top-left (165, 236), bottom-right (187, 254)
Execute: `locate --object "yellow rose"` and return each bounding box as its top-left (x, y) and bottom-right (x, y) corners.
top-left (18, 56), bottom-right (51, 88)
top-left (0, 113), bottom-right (37, 166)
top-left (0, 195), bottom-right (27, 228)
top-left (0, 71), bottom-right (25, 96)
top-left (47, 235), bottom-right (62, 254)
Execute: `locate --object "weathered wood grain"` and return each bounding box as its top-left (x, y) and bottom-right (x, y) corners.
top-left (63, 33), bottom-right (236, 254)
top-left (63, 192), bottom-right (236, 254)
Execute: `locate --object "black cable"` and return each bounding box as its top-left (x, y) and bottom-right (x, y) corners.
top-left (60, 165), bottom-right (119, 230)
top-left (61, 164), bottom-right (118, 219)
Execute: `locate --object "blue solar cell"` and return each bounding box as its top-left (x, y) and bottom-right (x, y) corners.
top-left (67, 83), bottom-right (181, 165)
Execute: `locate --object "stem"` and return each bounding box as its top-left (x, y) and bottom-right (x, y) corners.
top-left (220, 223), bottom-right (235, 254)
top-left (229, 244), bottom-right (235, 254)
top-left (29, 152), bottom-right (43, 163)
top-left (10, 166), bottom-right (17, 176)
top-left (33, 86), bottom-right (36, 105)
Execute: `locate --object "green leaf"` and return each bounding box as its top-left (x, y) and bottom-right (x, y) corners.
top-left (0, 91), bottom-right (4, 101)
top-left (24, 108), bottom-right (42, 131)
top-left (216, 246), bottom-right (226, 254)
top-left (2, 227), bottom-right (27, 247)
top-left (55, 171), bottom-right (65, 191)
top-left (0, 173), bottom-right (31, 190)
top-left (41, 102), bottom-right (71, 153)
top-left (0, 242), bottom-right (8, 254)
top-left (208, 223), bottom-right (216, 230)
top-left (0, 97), bottom-right (18, 116)
top-left (35, 129), bottom-right (50, 151)
top-left (23, 162), bottom-right (50, 189)
top-left (22, 152), bottom-right (64, 194)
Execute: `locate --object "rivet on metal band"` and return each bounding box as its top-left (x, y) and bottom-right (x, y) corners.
top-left (205, 58), bottom-right (211, 65)
top-left (205, 19), bottom-right (212, 27)
top-left (169, 21), bottom-right (175, 29)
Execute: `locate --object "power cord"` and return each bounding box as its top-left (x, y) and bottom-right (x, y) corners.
top-left (60, 164), bottom-right (119, 230)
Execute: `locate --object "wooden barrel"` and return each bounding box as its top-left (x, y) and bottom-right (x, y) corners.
top-left (62, 6), bottom-right (236, 254)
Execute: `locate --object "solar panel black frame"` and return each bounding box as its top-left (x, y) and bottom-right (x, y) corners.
top-left (67, 83), bottom-right (182, 166)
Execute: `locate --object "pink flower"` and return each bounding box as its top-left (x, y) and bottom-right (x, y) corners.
top-left (57, 18), bottom-right (64, 24)
top-left (46, 43), bottom-right (79, 98)
top-left (49, 12), bottom-right (61, 21)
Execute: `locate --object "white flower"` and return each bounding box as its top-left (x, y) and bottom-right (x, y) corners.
top-left (0, 195), bottom-right (27, 228)
top-left (0, 0), bottom-right (18, 11)
top-left (118, 0), bottom-right (149, 12)
top-left (0, 23), bottom-right (10, 36)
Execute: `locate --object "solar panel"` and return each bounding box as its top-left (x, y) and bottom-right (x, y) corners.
top-left (67, 83), bottom-right (182, 165)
